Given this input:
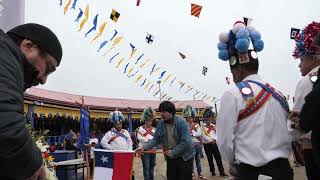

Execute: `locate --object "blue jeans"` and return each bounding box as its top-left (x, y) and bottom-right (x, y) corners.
top-left (141, 153), bottom-right (156, 180)
top-left (192, 143), bottom-right (202, 175)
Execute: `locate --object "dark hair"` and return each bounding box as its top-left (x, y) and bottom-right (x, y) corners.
top-left (7, 33), bottom-right (23, 46)
top-left (232, 58), bottom-right (259, 73)
top-left (158, 101), bottom-right (176, 114)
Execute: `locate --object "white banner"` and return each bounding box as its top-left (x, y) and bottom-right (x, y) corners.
top-left (0, 0), bottom-right (25, 32)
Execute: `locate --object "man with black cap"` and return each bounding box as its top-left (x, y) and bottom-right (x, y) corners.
top-left (0, 23), bottom-right (62, 179)
top-left (216, 21), bottom-right (293, 180)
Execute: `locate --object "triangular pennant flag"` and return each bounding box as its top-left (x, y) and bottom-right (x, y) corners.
top-left (191, 4), bottom-right (202, 18)
top-left (91, 21), bottom-right (107, 43)
top-left (64, 0), bottom-right (72, 15)
top-left (108, 53), bottom-right (120, 63)
top-left (74, 8), bottom-right (83, 22)
top-left (78, 4), bottom-right (89, 31)
top-left (159, 71), bottom-right (166, 79)
top-left (71, 0), bottom-right (78, 9)
top-left (146, 33), bottom-right (154, 44)
top-left (110, 9), bottom-right (120, 22)
top-left (243, 17), bottom-right (253, 26)
top-left (179, 52), bottom-right (186, 59)
top-left (290, 28), bottom-right (300, 40)
top-left (135, 54), bottom-right (144, 64)
top-left (85, 14), bottom-right (98, 37)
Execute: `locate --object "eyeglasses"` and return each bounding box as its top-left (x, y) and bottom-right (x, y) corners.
top-left (37, 46), bottom-right (56, 76)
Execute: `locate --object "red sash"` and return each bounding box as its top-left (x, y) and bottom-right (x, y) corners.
top-left (206, 125), bottom-right (215, 134)
top-left (108, 135), bottom-right (119, 144)
top-left (143, 126), bottom-right (154, 136)
top-left (189, 123), bottom-right (197, 134)
top-left (238, 85), bottom-right (272, 121)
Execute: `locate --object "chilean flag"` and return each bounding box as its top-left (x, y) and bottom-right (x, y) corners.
top-left (94, 149), bottom-right (134, 180)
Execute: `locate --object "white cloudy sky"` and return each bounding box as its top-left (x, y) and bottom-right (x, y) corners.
top-left (22, 0), bottom-right (320, 107)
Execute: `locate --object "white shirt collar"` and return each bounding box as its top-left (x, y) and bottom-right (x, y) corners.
top-left (243, 74), bottom-right (262, 81)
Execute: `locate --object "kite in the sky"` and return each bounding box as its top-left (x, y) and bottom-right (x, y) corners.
top-left (191, 3), bottom-right (202, 18)
top-left (202, 66), bottom-right (208, 76)
top-left (85, 14), bottom-right (98, 37)
top-left (146, 33), bottom-right (154, 44)
top-left (178, 52), bottom-right (186, 59)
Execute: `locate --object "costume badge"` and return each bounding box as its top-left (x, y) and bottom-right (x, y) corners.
top-left (239, 53), bottom-right (250, 64)
top-left (241, 87), bottom-right (252, 95)
top-left (229, 56), bottom-right (237, 66)
top-left (311, 75), bottom-right (317, 83)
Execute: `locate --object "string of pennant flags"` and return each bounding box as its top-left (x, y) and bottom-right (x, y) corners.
top-left (59, 0), bottom-right (217, 104)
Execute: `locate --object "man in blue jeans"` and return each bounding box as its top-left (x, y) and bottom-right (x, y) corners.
top-left (136, 101), bottom-right (195, 180)
top-left (183, 105), bottom-right (207, 179)
top-left (137, 107), bottom-right (157, 180)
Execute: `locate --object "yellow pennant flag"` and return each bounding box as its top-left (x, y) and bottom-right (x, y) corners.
top-left (140, 59), bottom-right (150, 68)
top-left (150, 67), bottom-right (161, 75)
top-left (91, 21), bottom-right (107, 43)
top-left (163, 74), bottom-right (172, 84)
top-left (135, 75), bottom-right (143, 82)
top-left (127, 67), bottom-right (134, 76)
top-left (115, 58), bottom-right (125, 69)
top-left (103, 36), bottom-right (123, 56)
top-left (129, 48), bottom-right (137, 60)
top-left (78, 4), bottom-right (89, 31)
top-left (144, 82), bottom-right (151, 90)
top-left (64, 0), bottom-right (72, 15)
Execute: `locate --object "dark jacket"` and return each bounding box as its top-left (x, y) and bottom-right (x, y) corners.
top-left (143, 115), bottom-right (195, 161)
top-left (300, 68), bottom-right (320, 167)
top-left (0, 29), bottom-right (42, 179)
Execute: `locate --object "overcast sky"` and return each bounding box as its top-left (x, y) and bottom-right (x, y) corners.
top-left (23, 0), bottom-right (320, 107)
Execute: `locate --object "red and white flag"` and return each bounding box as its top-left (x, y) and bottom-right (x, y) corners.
top-left (94, 149), bottom-right (134, 180)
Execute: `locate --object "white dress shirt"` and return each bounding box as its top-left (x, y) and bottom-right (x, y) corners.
top-left (189, 123), bottom-right (202, 143)
top-left (201, 123), bottom-right (217, 144)
top-left (292, 66), bottom-right (319, 144)
top-left (137, 125), bottom-right (156, 147)
top-left (217, 74), bottom-right (291, 167)
top-left (101, 128), bottom-right (133, 150)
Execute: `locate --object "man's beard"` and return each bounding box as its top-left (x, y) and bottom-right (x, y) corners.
top-left (23, 58), bottom-right (40, 91)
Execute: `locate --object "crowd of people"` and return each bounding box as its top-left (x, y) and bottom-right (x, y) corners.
top-left (0, 18), bottom-right (320, 180)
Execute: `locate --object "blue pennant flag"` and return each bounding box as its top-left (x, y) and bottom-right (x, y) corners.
top-left (124, 63), bottom-right (130, 74)
top-left (74, 8), bottom-right (83, 22)
top-left (85, 14), bottom-right (98, 37)
top-left (98, 40), bottom-right (108, 52)
top-left (109, 52), bottom-right (120, 63)
top-left (159, 71), bottom-right (166, 79)
top-left (71, 0), bottom-right (78, 9)
top-left (135, 54), bottom-right (144, 64)
top-left (140, 78), bottom-right (146, 87)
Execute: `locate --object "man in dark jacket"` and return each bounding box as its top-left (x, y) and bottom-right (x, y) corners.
top-left (0, 23), bottom-right (62, 179)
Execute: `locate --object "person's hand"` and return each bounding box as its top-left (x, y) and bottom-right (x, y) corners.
top-left (135, 146), bottom-right (144, 156)
top-left (165, 150), bottom-right (173, 158)
top-left (29, 165), bottom-right (46, 180)
top-left (289, 111), bottom-right (299, 122)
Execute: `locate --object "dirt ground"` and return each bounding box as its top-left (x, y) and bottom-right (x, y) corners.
top-left (133, 153), bottom-right (307, 180)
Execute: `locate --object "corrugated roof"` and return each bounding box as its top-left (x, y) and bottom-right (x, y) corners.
top-left (24, 88), bottom-right (210, 111)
